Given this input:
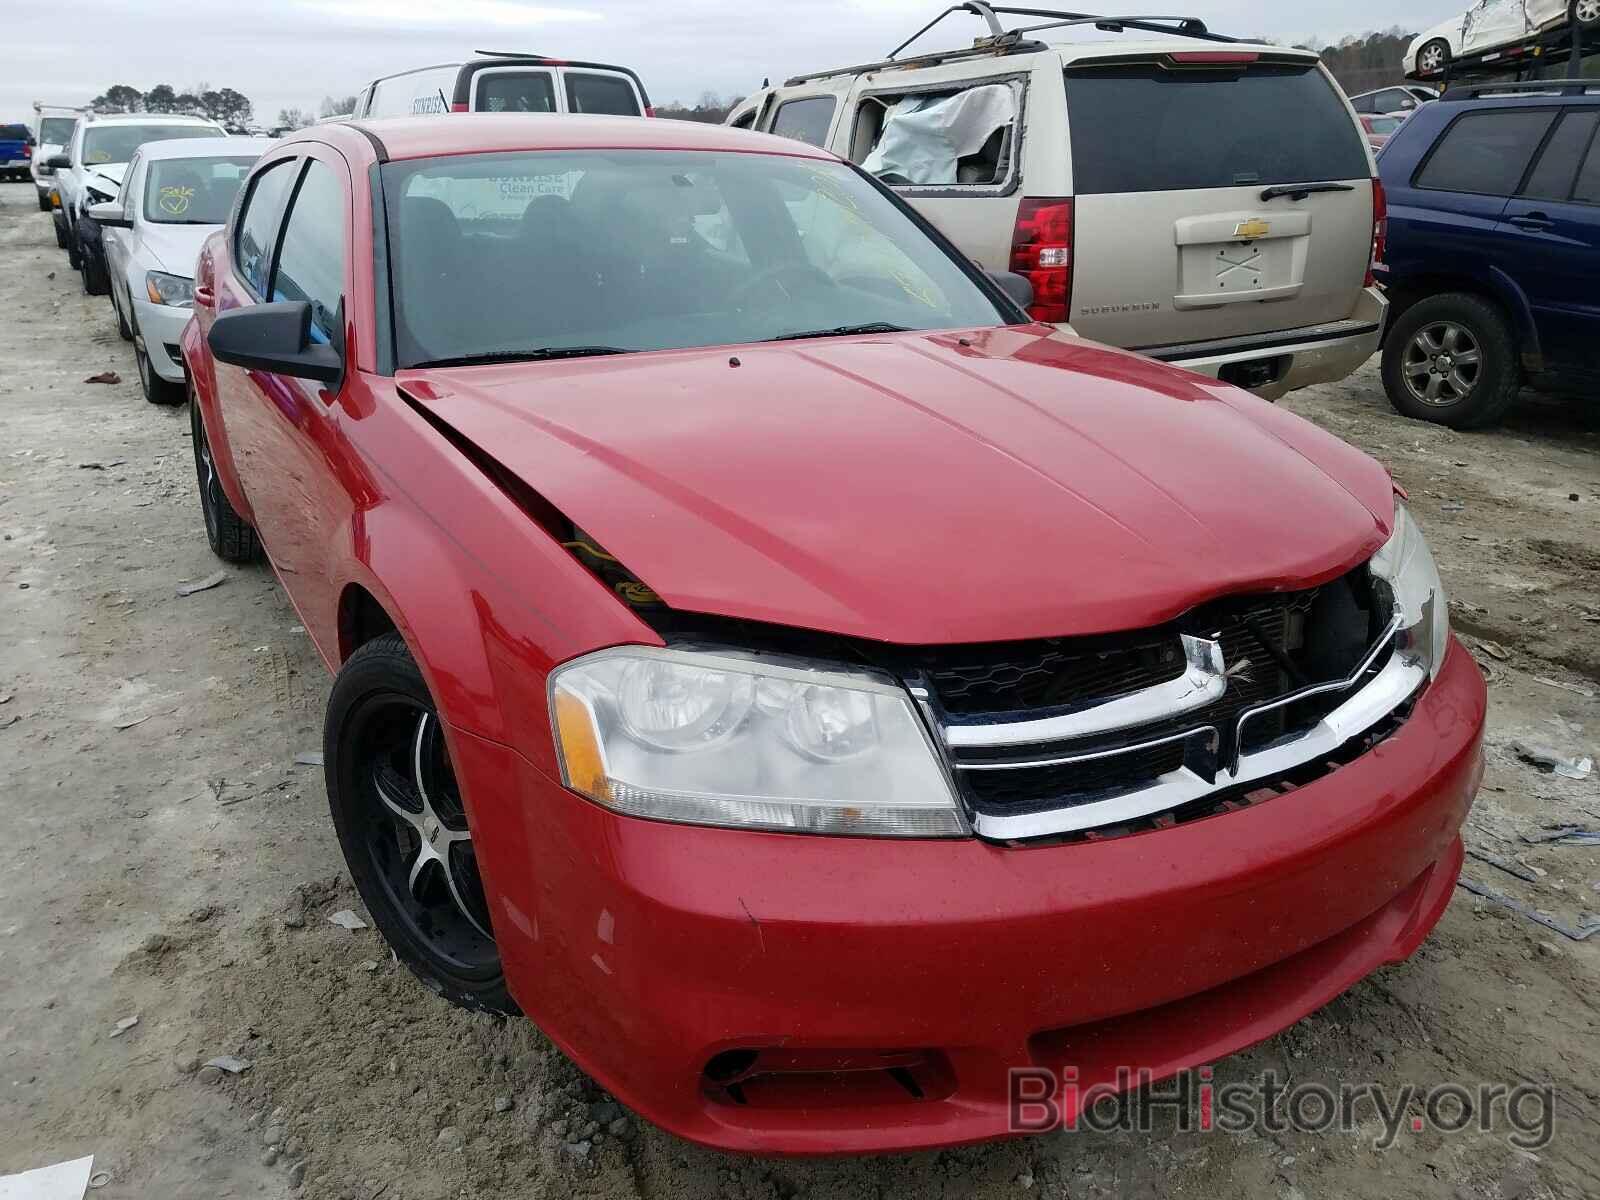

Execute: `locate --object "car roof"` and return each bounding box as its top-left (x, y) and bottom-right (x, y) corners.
top-left (1045, 37), bottom-right (1311, 65)
top-left (138, 135), bottom-right (274, 161)
top-left (84, 112), bottom-right (223, 126)
top-left (327, 113), bottom-right (836, 163)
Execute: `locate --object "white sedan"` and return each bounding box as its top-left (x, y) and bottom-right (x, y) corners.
top-left (1409, 0), bottom-right (1600, 76)
top-left (89, 137), bottom-right (272, 403)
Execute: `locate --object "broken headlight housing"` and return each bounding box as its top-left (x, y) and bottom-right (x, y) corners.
top-left (550, 647), bottom-right (967, 837)
top-left (1370, 502), bottom-right (1449, 681)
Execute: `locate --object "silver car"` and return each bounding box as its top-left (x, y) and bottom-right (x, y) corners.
top-left (734, 9), bottom-right (1387, 399)
top-left (89, 136), bottom-right (272, 403)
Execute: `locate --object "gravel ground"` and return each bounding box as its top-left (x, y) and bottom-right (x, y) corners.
top-left (2, 179), bottom-right (1597, 1199)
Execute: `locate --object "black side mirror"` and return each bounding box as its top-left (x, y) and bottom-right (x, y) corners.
top-left (208, 301), bottom-right (343, 385)
top-left (47, 154), bottom-right (71, 170)
top-left (986, 269), bottom-right (1035, 315)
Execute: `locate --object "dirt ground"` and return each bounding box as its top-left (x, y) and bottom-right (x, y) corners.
top-left (1, 178), bottom-right (1597, 1199)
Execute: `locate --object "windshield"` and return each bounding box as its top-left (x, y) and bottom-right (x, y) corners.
top-left (144, 156), bottom-right (257, 224)
top-left (39, 117), bottom-right (76, 145)
top-left (382, 149), bottom-right (1006, 367)
top-left (82, 124), bottom-right (221, 166)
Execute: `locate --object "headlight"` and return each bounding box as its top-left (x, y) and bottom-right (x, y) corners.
top-left (550, 647), bottom-right (967, 837)
top-left (1370, 502), bottom-right (1449, 680)
top-left (145, 271), bottom-right (194, 308)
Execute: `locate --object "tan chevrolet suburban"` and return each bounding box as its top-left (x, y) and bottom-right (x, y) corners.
top-left (731, 4), bottom-right (1388, 399)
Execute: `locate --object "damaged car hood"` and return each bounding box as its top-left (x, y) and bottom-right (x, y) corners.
top-left (397, 328), bottom-right (1397, 644)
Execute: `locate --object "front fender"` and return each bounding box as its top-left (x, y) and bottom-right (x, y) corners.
top-left (326, 398), bottom-right (665, 780)
top-left (181, 317), bottom-right (255, 526)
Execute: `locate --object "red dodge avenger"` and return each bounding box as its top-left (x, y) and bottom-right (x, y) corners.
top-left (183, 114), bottom-right (1485, 1154)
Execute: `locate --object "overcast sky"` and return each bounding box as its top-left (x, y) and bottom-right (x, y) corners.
top-left (9, 0), bottom-right (1465, 125)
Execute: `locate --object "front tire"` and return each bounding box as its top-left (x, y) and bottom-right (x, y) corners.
top-left (137, 336), bottom-right (184, 405)
top-left (1416, 38), bottom-right (1451, 75)
top-left (1382, 292), bottom-right (1520, 428)
top-left (64, 218), bottom-right (81, 268)
top-left (80, 231), bottom-right (109, 295)
top-left (325, 633), bottom-right (518, 1016)
top-left (37, 191), bottom-right (52, 214)
top-left (110, 283), bottom-right (133, 341)
top-left (1575, 0), bottom-right (1600, 29)
top-left (189, 390), bottom-right (261, 561)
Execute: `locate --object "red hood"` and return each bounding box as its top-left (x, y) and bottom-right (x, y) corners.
top-left (397, 327), bottom-right (1396, 644)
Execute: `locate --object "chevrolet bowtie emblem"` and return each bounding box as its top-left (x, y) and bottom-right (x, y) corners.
top-left (1234, 218), bottom-right (1271, 240)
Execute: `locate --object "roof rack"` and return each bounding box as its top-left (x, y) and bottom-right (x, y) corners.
top-left (1441, 78), bottom-right (1599, 99)
top-left (785, 2), bottom-right (1236, 86)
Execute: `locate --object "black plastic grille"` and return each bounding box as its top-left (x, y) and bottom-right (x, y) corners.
top-left (933, 577), bottom-right (1377, 819)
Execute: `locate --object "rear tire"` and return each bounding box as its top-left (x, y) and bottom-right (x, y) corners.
top-left (1381, 292), bottom-right (1520, 429)
top-left (189, 390), bottom-right (261, 561)
top-left (325, 633), bottom-right (519, 1016)
top-left (1416, 38), bottom-right (1451, 75)
top-left (37, 191), bottom-right (52, 213)
top-left (1574, 0), bottom-right (1600, 29)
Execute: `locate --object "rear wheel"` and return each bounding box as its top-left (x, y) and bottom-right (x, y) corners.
top-left (1575, 0), bottom-right (1600, 28)
top-left (325, 634), bottom-right (518, 1015)
top-left (1382, 292), bottom-right (1520, 428)
top-left (189, 390), bottom-right (261, 561)
top-left (1416, 38), bottom-right (1451, 75)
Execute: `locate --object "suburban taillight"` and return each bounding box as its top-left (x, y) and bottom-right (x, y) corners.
top-left (1009, 198), bottom-right (1073, 323)
top-left (450, 101), bottom-right (468, 113)
top-left (1367, 177), bottom-right (1387, 287)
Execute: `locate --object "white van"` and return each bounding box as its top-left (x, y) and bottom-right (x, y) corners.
top-left (354, 53), bottom-right (652, 119)
top-left (732, 5), bottom-right (1388, 399)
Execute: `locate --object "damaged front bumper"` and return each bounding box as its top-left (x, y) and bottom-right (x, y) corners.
top-left (450, 637), bottom-right (1484, 1155)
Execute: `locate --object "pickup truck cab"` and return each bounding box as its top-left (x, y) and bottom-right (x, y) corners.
top-left (30, 108), bottom-right (82, 212)
top-left (1376, 79), bottom-right (1600, 426)
top-left (353, 52), bottom-right (651, 118)
top-left (731, 5), bottom-right (1387, 399)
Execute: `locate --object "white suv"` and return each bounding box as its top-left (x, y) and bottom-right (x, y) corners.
top-left (731, 5), bottom-right (1387, 398)
top-left (49, 112), bottom-right (225, 295)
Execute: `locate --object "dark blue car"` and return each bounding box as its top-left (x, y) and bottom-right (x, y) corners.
top-left (0, 123), bottom-right (35, 183)
top-left (1376, 80), bottom-right (1600, 427)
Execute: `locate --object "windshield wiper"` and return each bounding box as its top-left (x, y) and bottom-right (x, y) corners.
top-left (410, 346), bottom-right (629, 368)
top-left (1259, 182), bottom-right (1356, 202)
top-left (769, 322), bottom-right (911, 342)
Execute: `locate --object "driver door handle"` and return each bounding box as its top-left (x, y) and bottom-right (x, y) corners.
top-left (1507, 212), bottom-right (1554, 231)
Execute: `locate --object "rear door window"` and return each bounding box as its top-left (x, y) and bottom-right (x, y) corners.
top-left (1415, 109), bottom-right (1557, 196)
top-left (1521, 110), bottom-right (1600, 201)
top-left (235, 159), bottom-right (299, 296)
top-left (563, 72), bottom-right (641, 115)
top-left (475, 70), bottom-right (557, 113)
top-left (857, 82), bottom-right (1020, 188)
top-left (1064, 62), bottom-right (1370, 194)
top-left (1574, 126), bottom-right (1600, 204)
top-left (769, 96), bottom-right (837, 148)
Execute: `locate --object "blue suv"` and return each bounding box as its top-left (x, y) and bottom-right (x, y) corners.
top-left (1377, 81), bottom-right (1600, 427)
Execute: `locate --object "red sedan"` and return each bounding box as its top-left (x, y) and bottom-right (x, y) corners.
top-left (182, 114), bottom-right (1484, 1154)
